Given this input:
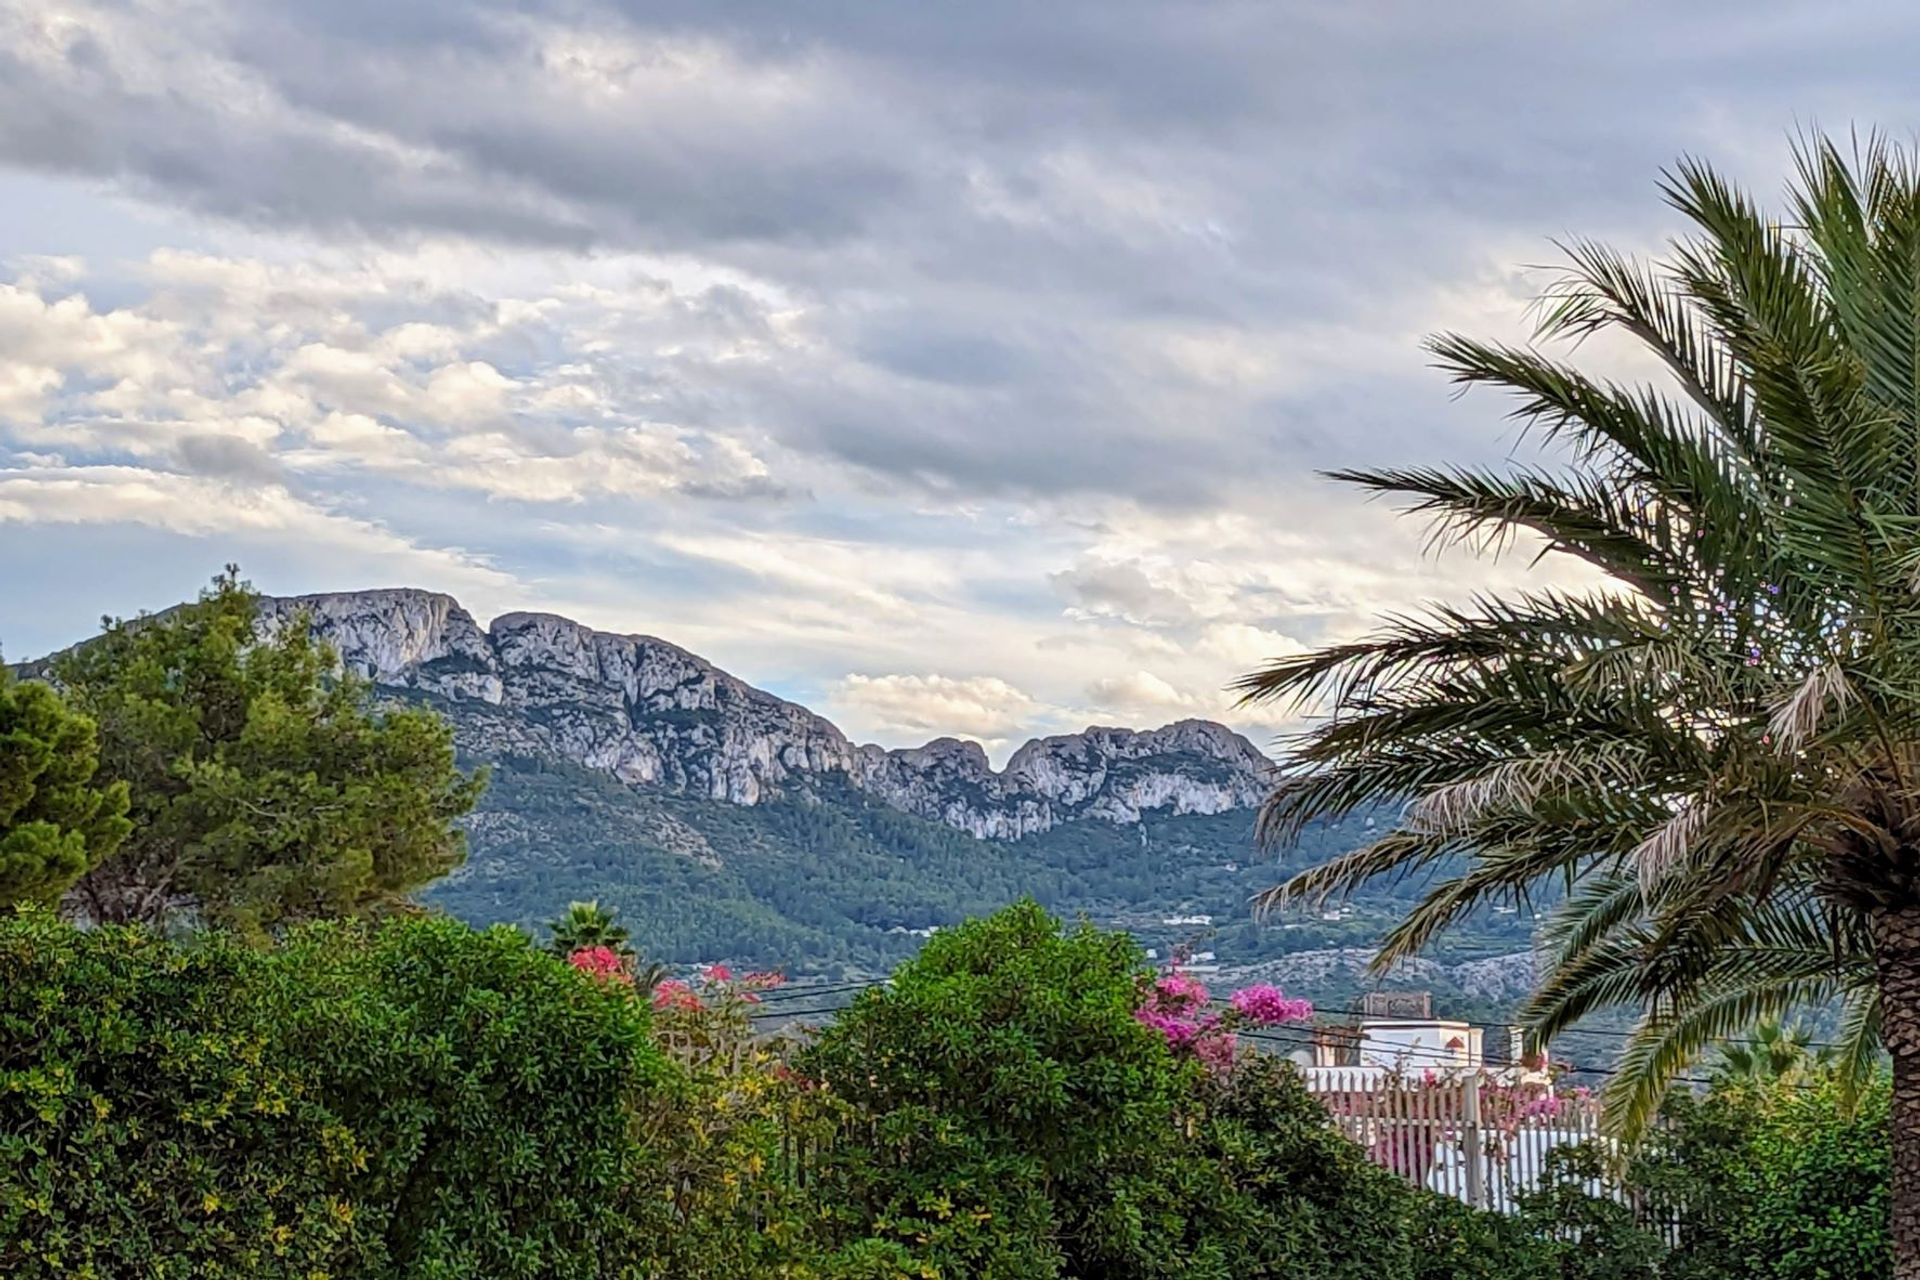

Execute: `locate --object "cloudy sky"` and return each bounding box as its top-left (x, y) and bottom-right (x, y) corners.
top-left (0, 0), bottom-right (1906, 755)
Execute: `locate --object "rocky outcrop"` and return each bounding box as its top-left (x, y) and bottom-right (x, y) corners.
top-left (855, 720), bottom-right (1270, 838)
top-left (255, 589), bottom-right (1274, 837)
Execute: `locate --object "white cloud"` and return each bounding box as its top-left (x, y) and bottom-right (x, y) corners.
top-left (0, 0), bottom-right (1795, 744)
top-left (829, 672), bottom-right (1054, 745)
top-left (0, 463), bottom-right (515, 599)
top-left (1084, 670), bottom-right (1212, 717)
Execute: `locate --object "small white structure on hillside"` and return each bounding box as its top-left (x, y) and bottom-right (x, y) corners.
top-left (1298, 992), bottom-right (1548, 1089)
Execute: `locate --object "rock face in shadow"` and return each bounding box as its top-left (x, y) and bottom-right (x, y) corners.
top-left (257, 588), bottom-right (1273, 838)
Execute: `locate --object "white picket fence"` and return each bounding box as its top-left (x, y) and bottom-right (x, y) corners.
top-left (1303, 1069), bottom-right (1613, 1213)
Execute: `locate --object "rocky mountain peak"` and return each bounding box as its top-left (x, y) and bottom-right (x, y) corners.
top-left (254, 589), bottom-right (1272, 838)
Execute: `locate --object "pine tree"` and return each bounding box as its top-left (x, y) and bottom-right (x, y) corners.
top-left (0, 665), bottom-right (130, 906)
top-left (56, 568), bottom-right (485, 932)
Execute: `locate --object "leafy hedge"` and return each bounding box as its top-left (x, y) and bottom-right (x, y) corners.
top-left (0, 909), bottom-right (676, 1279)
top-left (1636, 1071), bottom-right (1892, 1280)
top-left (3, 900), bottom-right (1887, 1279)
top-left (800, 901), bottom-right (1214, 1278)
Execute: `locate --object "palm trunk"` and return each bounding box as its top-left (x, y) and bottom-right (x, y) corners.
top-left (1875, 905), bottom-right (1920, 1280)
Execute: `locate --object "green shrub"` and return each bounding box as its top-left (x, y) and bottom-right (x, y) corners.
top-left (1513, 1145), bottom-right (1662, 1280)
top-left (268, 914), bottom-right (677, 1278)
top-left (1636, 1072), bottom-right (1891, 1280)
top-left (1189, 1052), bottom-right (1414, 1279)
top-left (0, 908), bottom-right (676, 1279)
top-left (641, 968), bottom-right (849, 1280)
top-left (24, 899), bottom-right (1850, 1280)
top-left (799, 900), bottom-right (1212, 1279)
top-left (1407, 1192), bottom-right (1554, 1280)
top-left (0, 908), bottom-right (373, 1277)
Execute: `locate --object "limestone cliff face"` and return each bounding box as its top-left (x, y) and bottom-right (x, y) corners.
top-left (855, 721), bottom-right (1270, 838)
top-left (260, 589), bottom-right (1273, 837)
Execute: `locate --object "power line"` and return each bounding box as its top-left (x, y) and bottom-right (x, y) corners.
top-left (751, 980), bottom-right (882, 1003)
top-left (1188, 994), bottom-right (1849, 1052)
top-left (750, 1001), bottom-right (863, 1021)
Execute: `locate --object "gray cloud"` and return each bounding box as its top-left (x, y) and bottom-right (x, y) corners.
top-left (2, 0), bottom-right (1915, 739)
top-left (172, 433), bottom-right (285, 484)
top-left (6, 0), bottom-right (1906, 515)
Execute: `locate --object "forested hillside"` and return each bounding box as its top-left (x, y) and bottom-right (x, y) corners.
top-left (430, 752), bottom-right (1539, 985)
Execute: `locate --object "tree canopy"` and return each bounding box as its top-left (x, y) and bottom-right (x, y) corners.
top-left (52, 569), bottom-right (484, 932)
top-left (0, 665), bottom-right (130, 907)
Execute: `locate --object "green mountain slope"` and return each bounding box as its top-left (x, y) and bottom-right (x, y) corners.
top-left (428, 752), bottom-right (1538, 982)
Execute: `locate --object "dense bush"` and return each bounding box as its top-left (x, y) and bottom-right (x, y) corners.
top-left (1, 908), bottom-right (373, 1276)
top-left (0, 908), bottom-right (677, 1279)
top-left (1189, 1052), bottom-right (1413, 1279)
top-left (798, 900), bottom-right (1555, 1280)
top-left (29, 898), bottom-right (1879, 1280)
top-left (1636, 1071), bottom-right (1891, 1280)
top-left (800, 900), bottom-right (1210, 1278)
top-left (265, 916), bottom-right (679, 1278)
top-left (1407, 1192), bottom-right (1554, 1280)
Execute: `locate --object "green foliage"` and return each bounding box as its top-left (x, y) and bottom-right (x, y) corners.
top-left (52, 568), bottom-right (484, 931)
top-left (547, 899), bottom-right (634, 956)
top-left (0, 907), bottom-right (678, 1279)
top-left (801, 900), bottom-right (1210, 1279)
top-left (1402, 1146), bottom-right (1663, 1280)
top-left (0, 666), bottom-right (130, 907)
top-left (267, 915), bottom-right (679, 1278)
top-left (1712, 1017), bottom-right (1835, 1083)
top-left (642, 972), bottom-right (849, 1280)
top-left (793, 901), bottom-right (1555, 1280)
top-left (0, 906), bottom-right (375, 1278)
top-left (0, 898), bottom-right (1632, 1280)
top-left (1635, 1072), bottom-right (1892, 1280)
top-left (1406, 1194), bottom-right (1554, 1280)
top-left (1189, 1052), bottom-right (1414, 1279)
top-left (1515, 1146), bottom-right (1663, 1280)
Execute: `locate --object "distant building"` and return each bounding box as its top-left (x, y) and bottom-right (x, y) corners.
top-left (1299, 991), bottom-right (1548, 1088)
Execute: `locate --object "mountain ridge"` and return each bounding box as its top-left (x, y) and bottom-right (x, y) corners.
top-left (18, 586), bottom-right (1544, 1000)
top-left (250, 587), bottom-right (1273, 840)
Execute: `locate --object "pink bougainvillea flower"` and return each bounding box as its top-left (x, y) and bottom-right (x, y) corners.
top-left (1136, 966), bottom-right (1245, 1072)
top-left (741, 970), bottom-right (786, 989)
top-left (1154, 971), bottom-right (1210, 1006)
top-left (1228, 984), bottom-right (1313, 1026)
top-left (702, 963), bottom-right (733, 984)
top-left (1136, 1007), bottom-right (1201, 1047)
top-left (1193, 1029), bottom-right (1239, 1072)
top-left (567, 946), bottom-right (630, 983)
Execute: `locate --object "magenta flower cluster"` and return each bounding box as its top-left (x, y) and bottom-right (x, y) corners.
top-left (1230, 984), bottom-right (1314, 1026)
top-left (1135, 969), bottom-right (1312, 1073)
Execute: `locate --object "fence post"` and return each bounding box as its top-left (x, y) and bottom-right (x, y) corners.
top-left (1463, 1073), bottom-right (1486, 1211)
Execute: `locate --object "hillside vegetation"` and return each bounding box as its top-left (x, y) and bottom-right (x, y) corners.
top-left (430, 751), bottom-right (1538, 987)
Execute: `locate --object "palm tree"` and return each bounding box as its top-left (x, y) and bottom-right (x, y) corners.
top-left (543, 900), bottom-right (669, 993)
top-left (546, 899), bottom-right (632, 957)
top-left (1235, 136), bottom-right (1920, 1272)
top-left (1527, 873), bottom-right (1877, 1114)
top-left (1714, 1016), bottom-right (1835, 1083)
